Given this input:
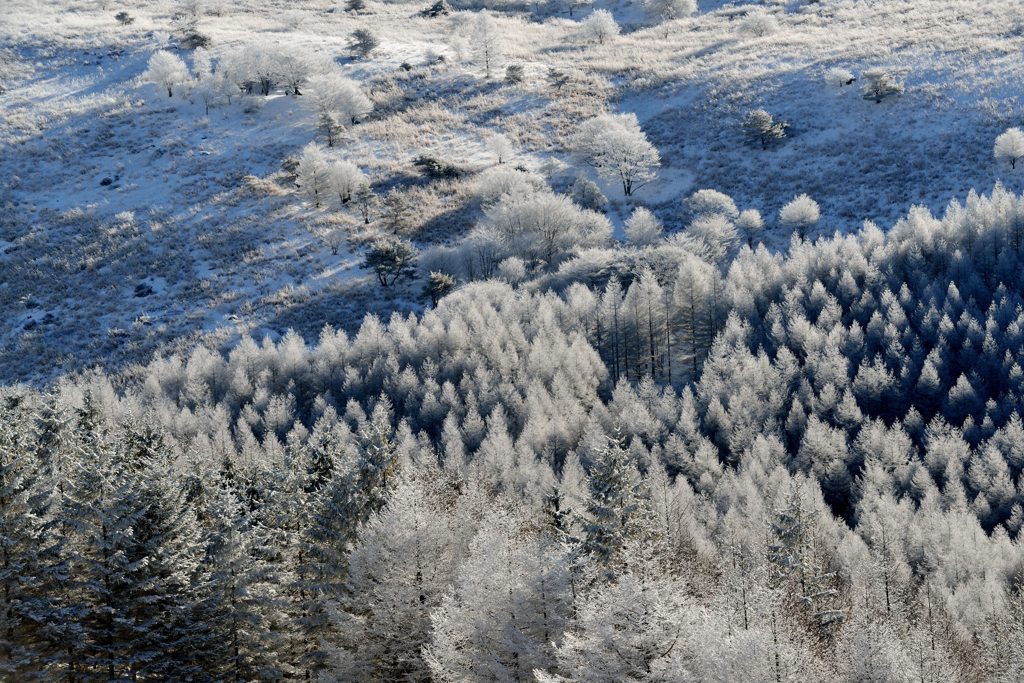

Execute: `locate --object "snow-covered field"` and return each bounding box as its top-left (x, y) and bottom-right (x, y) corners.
top-left (2, 0), bottom-right (1022, 383)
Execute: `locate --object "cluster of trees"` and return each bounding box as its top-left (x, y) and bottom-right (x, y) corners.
top-left (4, 186), bottom-right (1024, 679)
top-left (141, 45), bottom-right (373, 137)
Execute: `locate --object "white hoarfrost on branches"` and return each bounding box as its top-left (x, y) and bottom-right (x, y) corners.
top-left (779, 194), bottom-right (821, 237)
top-left (994, 128), bottom-right (1024, 169)
top-left (739, 10), bottom-right (779, 37)
top-left (144, 50), bottom-right (190, 97)
top-left (580, 10), bottom-right (620, 45)
top-left (624, 207), bottom-right (664, 246)
top-left (305, 72), bottom-right (372, 146)
top-left (644, 0), bottom-right (696, 24)
top-left (469, 11), bottom-right (503, 79)
top-left (487, 132), bottom-right (514, 165)
top-left (295, 143), bottom-right (330, 208)
top-left (688, 189), bottom-right (739, 219)
top-left (574, 113), bottom-right (660, 197)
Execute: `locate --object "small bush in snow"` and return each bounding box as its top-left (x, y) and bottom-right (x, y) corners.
top-left (114, 11), bottom-right (134, 25)
top-left (826, 67), bottom-right (856, 88)
top-left (505, 64), bottom-right (525, 84)
top-left (739, 11), bottom-right (779, 37)
top-left (861, 68), bottom-right (904, 103)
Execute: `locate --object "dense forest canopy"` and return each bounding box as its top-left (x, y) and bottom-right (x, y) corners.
top-left (3, 185), bottom-right (1024, 680)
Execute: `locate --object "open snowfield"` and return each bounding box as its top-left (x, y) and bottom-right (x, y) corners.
top-left (1, 0), bottom-right (1022, 383)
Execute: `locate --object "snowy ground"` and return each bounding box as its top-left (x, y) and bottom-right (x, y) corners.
top-left (1, 0), bottom-right (1021, 383)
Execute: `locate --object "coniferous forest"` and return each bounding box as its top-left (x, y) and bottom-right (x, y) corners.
top-left (5, 187), bottom-right (1024, 680)
top-left (5, 0), bottom-right (1024, 680)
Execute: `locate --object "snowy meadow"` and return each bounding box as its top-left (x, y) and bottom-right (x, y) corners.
top-left (2, 0), bottom-right (1024, 680)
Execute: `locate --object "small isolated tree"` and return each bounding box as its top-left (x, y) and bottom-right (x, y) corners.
top-left (739, 10), bottom-right (778, 37)
top-left (580, 9), bottom-right (619, 45)
top-left (624, 206), bottom-right (663, 246)
top-left (743, 108), bottom-right (788, 149)
top-left (346, 0), bottom-right (366, 12)
top-left (296, 143), bottom-right (331, 208)
top-left (994, 128), bottom-right (1024, 169)
top-left (505, 64), bottom-right (525, 84)
top-left (470, 11), bottom-right (503, 79)
top-left (861, 68), bottom-right (904, 103)
top-left (327, 160), bottom-right (367, 207)
top-left (644, 0), bottom-right (696, 24)
top-left (350, 29), bottom-right (379, 59)
top-left (826, 67), bottom-right (856, 88)
top-left (144, 50), bottom-right (189, 97)
top-left (325, 228), bottom-right (346, 255)
top-left (355, 184), bottom-right (378, 224)
top-left (363, 238), bottom-right (417, 287)
top-left (736, 208), bottom-right (764, 246)
top-left (547, 67), bottom-right (570, 91)
top-left (424, 271), bottom-right (456, 306)
top-left (115, 10), bottom-right (134, 25)
top-left (488, 132), bottom-right (514, 165)
top-left (574, 113), bottom-right (660, 197)
top-left (779, 194), bottom-right (821, 238)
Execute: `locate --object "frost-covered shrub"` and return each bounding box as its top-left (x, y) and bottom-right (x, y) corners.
top-left (739, 11), bottom-right (778, 37)
top-left (569, 177), bottom-right (608, 212)
top-left (826, 67), bottom-right (855, 88)
top-left (861, 68), bottom-right (904, 103)
top-left (475, 166), bottom-right (547, 206)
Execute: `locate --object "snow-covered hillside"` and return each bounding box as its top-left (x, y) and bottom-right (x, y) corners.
top-left (1, 0), bottom-right (1022, 383)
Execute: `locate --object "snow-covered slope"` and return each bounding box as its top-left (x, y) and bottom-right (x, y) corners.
top-left (1, 0), bottom-right (1021, 383)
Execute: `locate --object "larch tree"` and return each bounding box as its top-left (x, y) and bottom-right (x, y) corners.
top-left (779, 194), bottom-right (821, 238)
top-left (470, 11), bottom-right (503, 79)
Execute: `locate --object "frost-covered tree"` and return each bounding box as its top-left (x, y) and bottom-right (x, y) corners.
top-left (488, 132), bottom-right (514, 165)
top-left (327, 160), bottom-right (367, 207)
top-left (994, 128), bottom-right (1024, 169)
top-left (295, 143), bottom-right (330, 208)
top-left (743, 108), bottom-right (787, 149)
top-left (624, 206), bottom-right (664, 246)
top-left (688, 188), bottom-right (739, 219)
top-left (363, 238), bottom-right (417, 287)
top-left (569, 176), bottom-right (608, 212)
top-left (469, 11), bottom-right (503, 79)
top-left (349, 28), bottom-right (379, 59)
top-left (736, 208), bottom-right (764, 245)
top-left (644, 0), bottom-right (696, 24)
top-left (580, 9), bottom-right (619, 45)
top-left (305, 72), bottom-right (372, 146)
top-left (779, 194), bottom-right (821, 238)
top-left (144, 50), bottom-right (189, 97)
top-left (574, 113), bottom-right (660, 196)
